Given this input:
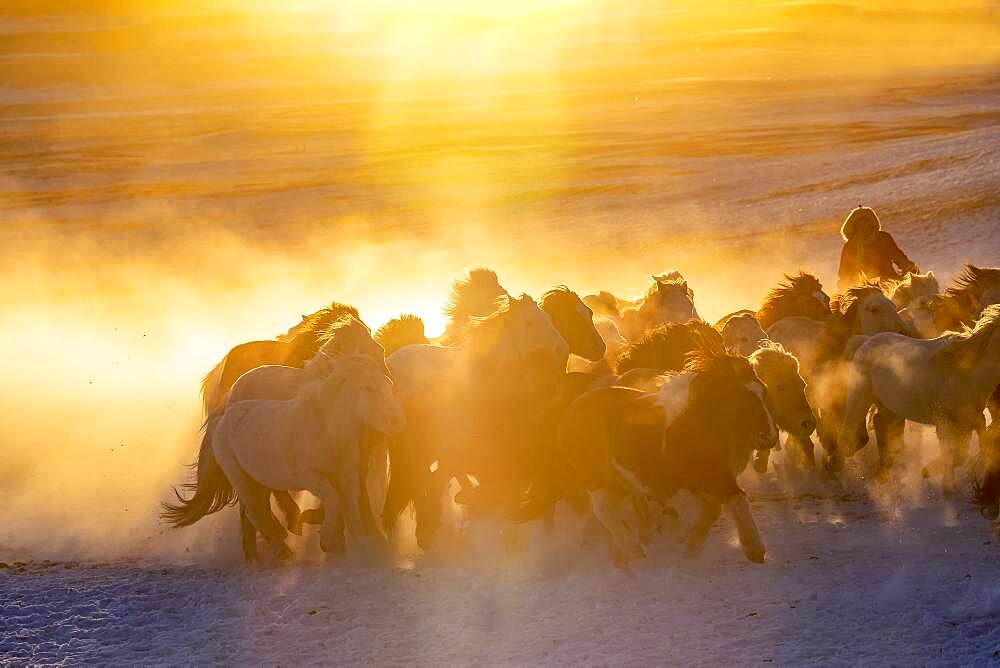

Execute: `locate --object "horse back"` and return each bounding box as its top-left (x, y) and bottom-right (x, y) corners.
top-left (220, 339), bottom-right (298, 393)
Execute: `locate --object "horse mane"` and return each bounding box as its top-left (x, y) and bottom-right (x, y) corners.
top-left (757, 272), bottom-right (827, 330)
top-left (314, 314), bottom-right (371, 346)
top-left (683, 346), bottom-right (760, 409)
top-left (281, 302), bottom-right (361, 342)
top-left (935, 304), bottom-right (1000, 366)
top-left (617, 321), bottom-right (723, 374)
top-left (814, 284), bottom-right (882, 368)
top-left (443, 268), bottom-right (508, 319)
top-left (540, 285), bottom-right (577, 309)
top-left (940, 264), bottom-right (1000, 325)
top-left (374, 314), bottom-right (429, 356)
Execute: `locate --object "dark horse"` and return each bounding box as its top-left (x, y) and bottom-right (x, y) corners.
top-left (756, 271), bottom-right (831, 331)
top-left (515, 345), bottom-right (777, 567)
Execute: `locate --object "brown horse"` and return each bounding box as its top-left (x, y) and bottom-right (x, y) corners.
top-left (930, 264), bottom-right (1000, 332)
top-left (200, 302), bottom-right (361, 416)
top-left (516, 346), bottom-right (777, 568)
top-left (616, 321), bottom-right (723, 375)
top-left (540, 286), bottom-right (606, 362)
top-left (756, 272), bottom-right (831, 331)
top-left (613, 322), bottom-right (813, 472)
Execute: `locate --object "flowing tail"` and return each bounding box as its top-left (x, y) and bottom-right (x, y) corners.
top-left (161, 415), bottom-right (236, 528)
top-left (200, 357), bottom-right (227, 418)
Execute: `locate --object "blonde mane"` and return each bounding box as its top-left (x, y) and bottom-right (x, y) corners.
top-left (936, 304), bottom-right (1000, 365)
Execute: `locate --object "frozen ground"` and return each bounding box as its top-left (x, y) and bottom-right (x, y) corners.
top-left (4, 481), bottom-right (1000, 665)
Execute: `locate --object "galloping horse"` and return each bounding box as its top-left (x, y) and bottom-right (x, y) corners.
top-left (384, 294), bottom-right (569, 549)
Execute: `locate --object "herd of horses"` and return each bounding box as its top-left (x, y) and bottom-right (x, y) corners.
top-left (162, 263), bottom-right (1000, 569)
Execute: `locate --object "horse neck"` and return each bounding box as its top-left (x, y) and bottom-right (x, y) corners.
top-left (294, 379), bottom-right (363, 444)
top-left (758, 297), bottom-right (792, 330)
top-left (965, 340), bottom-right (1000, 398)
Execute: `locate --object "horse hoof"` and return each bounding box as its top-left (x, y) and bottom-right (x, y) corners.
top-left (743, 546), bottom-right (766, 564)
top-left (274, 544), bottom-right (293, 561)
top-left (610, 547), bottom-right (632, 572)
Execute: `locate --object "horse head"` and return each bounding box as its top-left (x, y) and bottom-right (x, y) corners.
top-left (649, 274), bottom-right (698, 325)
top-left (541, 286), bottom-right (606, 362)
top-left (311, 315), bottom-right (389, 376)
top-left (846, 287), bottom-right (908, 336)
top-left (749, 343), bottom-right (815, 438)
top-left (789, 273), bottom-right (831, 321)
top-left (720, 313), bottom-right (768, 357)
top-left (351, 357), bottom-right (406, 435)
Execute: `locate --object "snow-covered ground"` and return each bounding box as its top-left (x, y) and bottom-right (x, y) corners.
top-left (5, 482), bottom-right (1000, 664)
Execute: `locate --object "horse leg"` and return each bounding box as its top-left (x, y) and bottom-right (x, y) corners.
top-left (791, 433), bottom-right (816, 469)
top-left (273, 490), bottom-right (303, 536)
top-left (414, 469), bottom-right (447, 551)
top-left (336, 443), bottom-right (371, 547)
top-left (586, 488), bottom-right (645, 565)
top-left (752, 448), bottom-right (772, 474)
top-left (213, 443), bottom-right (290, 560)
top-left (301, 474), bottom-right (346, 554)
top-left (988, 385), bottom-right (1000, 426)
top-left (724, 493), bottom-right (765, 563)
top-left (382, 440), bottom-right (413, 537)
top-left (873, 407), bottom-right (905, 483)
top-left (240, 502), bottom-right (258, 563)
top-left (834, 378), bottom-right (875, 470)
top-left (357, 434), bottom-right (378, 536)
top-left (935, 422), bottom-right (972, 497)
top-left (682, 493), bottom-right (722, 557)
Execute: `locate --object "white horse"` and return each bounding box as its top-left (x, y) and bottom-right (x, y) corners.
top-left (838, 305), bottom-right (1000, 491)
top-left (888, 271), bottom-right (940, 310)
top-left (212, 355), bottom-right (405, 559)
top-left (716, 310), bottom-right (768, 357)
top-left (887, 271), bottom-right (941, 339)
